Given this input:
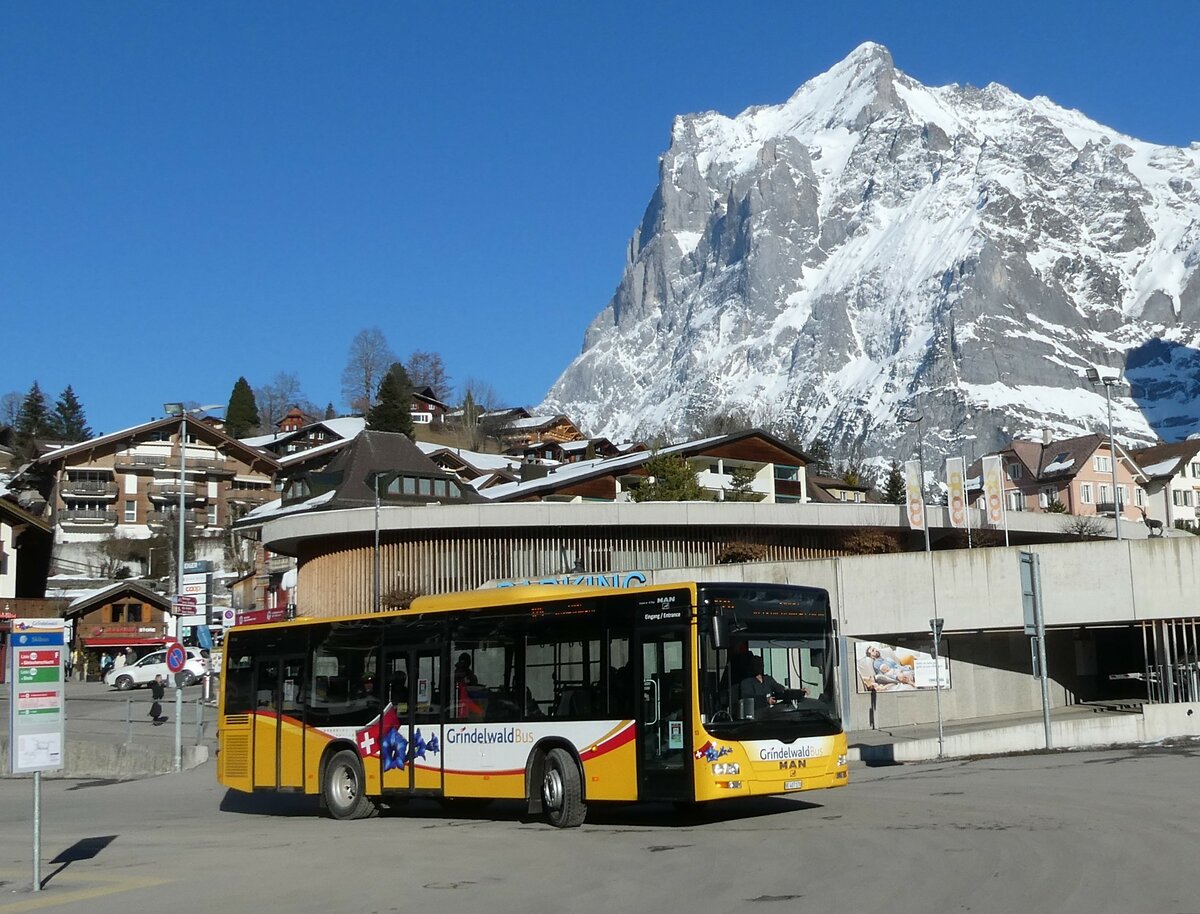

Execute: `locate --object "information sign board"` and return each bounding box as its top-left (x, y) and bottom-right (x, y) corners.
top-left (6, 619), bottom-right (66, 774)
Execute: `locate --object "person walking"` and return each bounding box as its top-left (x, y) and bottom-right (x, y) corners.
top-left (149, 674), bottom-right (167, 725)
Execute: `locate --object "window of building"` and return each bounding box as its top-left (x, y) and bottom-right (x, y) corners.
top-left (418, 478), bottom-right (432, 497)
top-left (1039, 487), bottom-right (1057, 508)
top-left (1117, 485), bottom-right (1127, 508)
top-left (774, 465), bottom-right (799, 481)
top-left (1099, 484), bottom-right (1112, 505)
top-left (1191, 462), bottom-right (1200, 477)
top-left (126, 603), bottom-right (142, 622)
top-left (1007, 463), bottom-right (1022, 481)
top-left (1093, 455), bottom-right (1112, 473)
top-left (1006, 491), bottom-right (1024, 511)
top-left (402, 476), bottom-right (416, 496)
top-left (1135, 488), bottom-right (1145, 508)
top-left (208, 504), bottom-right (219, 526)
top-left (124, 500), bottom-right (137, 522)
top-left (1080, 482), bottom-right (1093, 504)
top-left (1174, 490), bottom-right (1193, 507)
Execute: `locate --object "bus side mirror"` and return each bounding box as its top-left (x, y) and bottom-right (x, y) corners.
top-left (711, 615), bottom-right (728, 649)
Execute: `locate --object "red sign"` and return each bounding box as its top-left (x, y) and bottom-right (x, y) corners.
top-left (236, 606), bottom-right (288, 626)
top-left (18, 650), bottom-right (61, 667)
top-left (176, 596), bottom-right (198, 606)
top-left (165, 641), bottom-right (187, 673)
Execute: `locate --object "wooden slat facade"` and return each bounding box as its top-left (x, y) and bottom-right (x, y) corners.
top-left (297, 525), bottom-right (846, 618)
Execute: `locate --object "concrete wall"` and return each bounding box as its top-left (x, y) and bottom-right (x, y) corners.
top-left (649, 537), bottom-right (1200, 728)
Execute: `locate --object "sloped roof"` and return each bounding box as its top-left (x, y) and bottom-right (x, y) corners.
top-left (286, 431), bottom-right (485, 511)
top-left (484, 429), bottom-right (811, 503)
top-left (1132, 440), bottom-right (1200, 479)
top-left (34, 416), bottom-right (280, 473)
top-left (66, 581), bottom-right (171, 617)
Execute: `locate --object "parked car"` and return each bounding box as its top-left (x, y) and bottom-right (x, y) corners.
top-left (105, 647), bottom-right (207, 690)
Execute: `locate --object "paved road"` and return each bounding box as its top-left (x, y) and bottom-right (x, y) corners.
top-left (2, 742), bottom-right (1198, 913)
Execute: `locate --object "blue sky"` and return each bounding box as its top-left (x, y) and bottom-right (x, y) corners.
top-left (3, 2), bottom-right (1197, 435)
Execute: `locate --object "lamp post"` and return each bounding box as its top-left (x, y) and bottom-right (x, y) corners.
top-left (371, 471), bottom-right (400, 613)
top-left (163, 402), bottom-right (223, 624)
top-left (901, 411), bottom-right (931, 553)
top-left (1084, 367), bottom-right (1123, 541)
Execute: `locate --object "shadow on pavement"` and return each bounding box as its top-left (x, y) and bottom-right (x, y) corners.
top-left (43, 836), bottom-right (118, 888)
top-left (219, 789), bottom-right (323, 817)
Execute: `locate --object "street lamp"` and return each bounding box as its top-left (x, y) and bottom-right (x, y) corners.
top-left (901, 411), bottom-right (932, 553)
top-left (370, 471), bottom-right (401, 613)
top-left (163, 402), bottom-right (223, 620)
top-left (1084, 367), bottom-right (1124, 541)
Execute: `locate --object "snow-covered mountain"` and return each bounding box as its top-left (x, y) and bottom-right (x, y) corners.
top-left (541, 43), bottom-right (1200, 460)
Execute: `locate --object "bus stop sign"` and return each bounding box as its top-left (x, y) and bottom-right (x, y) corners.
top-left (165, 642), bottom-right (187, 673)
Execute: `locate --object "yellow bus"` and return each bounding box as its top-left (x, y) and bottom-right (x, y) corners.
top-left (216, 581), bottom-right (847, 826)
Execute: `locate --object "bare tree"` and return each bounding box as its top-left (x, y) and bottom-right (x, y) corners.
top-left (341, 328), bottom-right (396, 415)
top-left (255, 372), bottom-right (311, 431)
top-left (455, 377), bottom-right (502, 450)
top-left (1, 391), bottom-right (21, 427)
top-left (1060, 515), bottom-right (1109, 540)
top-left (407, 351), bottom-right (451, 401)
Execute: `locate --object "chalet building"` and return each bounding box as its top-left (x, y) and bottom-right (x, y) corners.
top-left (243, 416), bottom-right (365, 459)
top-left (497, 414), bottom-right (584, 449)
top-left (0, 496), bottom-right (52, 601)
top-left (64, 581), bottom-right (173, 680)
top-left (971, 432), bottom-right (1146, 521)
top-left (277, 407), bottom-right (320, 434)
top-left (485, 430), bottom-right (811, 505)
top-left (410, 387), bottom-right (450, 425)
top-left (512, 436), bottom-right (627, 465)
top-left (1132, 440), bottom-right (1200, 530)
top-left (416, 443), bottom-right (521, 491)
top-left (807, 475), bottom-right (877, 504)
top-left (11, 417), bottom-right (280, 577)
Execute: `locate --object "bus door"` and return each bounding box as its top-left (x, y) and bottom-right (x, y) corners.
top-left (381, 647), bottom-right (443, 793)
top-left (636, 630), bottom-right (691, 801)
top-left (252, 654), bottom-right (306, 789)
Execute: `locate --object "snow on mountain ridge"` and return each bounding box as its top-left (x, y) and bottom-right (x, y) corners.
top-left (542, 44), bottom-right (1200, 458)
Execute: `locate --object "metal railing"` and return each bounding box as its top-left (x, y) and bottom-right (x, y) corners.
top-left (115, 454), bottom-right (170, 469)
top-left (59, 508), bottom-right (118, 524)
top-left (61, 480), bottom-right (118, 497)
top-left (148, 509), bottom-right (199, 527)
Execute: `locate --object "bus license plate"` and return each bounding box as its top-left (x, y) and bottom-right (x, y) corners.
top-left (785, 780), bottom-right (802, 790)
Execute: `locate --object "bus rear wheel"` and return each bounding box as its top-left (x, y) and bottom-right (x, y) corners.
top-left (322, 749), bottom-right (379, 820)
top-left (540, 748), bottom-right (586, 828)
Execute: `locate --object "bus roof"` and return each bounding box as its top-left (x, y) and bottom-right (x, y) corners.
top-left (409, 582), bottom-right (696, 615)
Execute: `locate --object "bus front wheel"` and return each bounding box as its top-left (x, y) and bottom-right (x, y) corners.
top-left (541, 748), bottom-right (586, 828)
top-left (322, 749), bottom-right (379, 820)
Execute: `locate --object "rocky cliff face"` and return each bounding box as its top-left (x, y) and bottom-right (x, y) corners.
top-left (541, 43), bottom-right (1200, 460)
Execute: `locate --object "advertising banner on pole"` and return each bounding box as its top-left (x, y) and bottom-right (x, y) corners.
top-left (7, 618), bottom-right (66, 774)
top-left (946, 457), bottom-right (966, 528)
top-left (982, 455), bottom-right (1005, 526)
top-left (904, 459), bottom-right (925, 531)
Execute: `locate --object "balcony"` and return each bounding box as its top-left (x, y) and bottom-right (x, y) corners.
top-left (115, 453), bottom-right (170, 470)
top-left (147, 509), bottom-right (200, 529)
top-left (61, 480), bottom-right (118, 499)
top-left (149, 482), bottom-right (206, 502)
top-left (60, 508), bottom-right (117, 526)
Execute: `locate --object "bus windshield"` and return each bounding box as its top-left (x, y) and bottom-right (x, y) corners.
top-left (699, 585), bottom-right (840, 739)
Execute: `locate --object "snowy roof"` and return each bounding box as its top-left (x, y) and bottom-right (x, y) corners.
top-left (1140, 457), bottom-right (1182, 478)
top-left (416, 443), bottom-right (519, 472)
top-left (277, 437), bottom-right (354, 466)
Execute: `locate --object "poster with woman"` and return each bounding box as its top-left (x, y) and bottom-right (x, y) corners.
top-left (855, 641), bottom-right (949, 693)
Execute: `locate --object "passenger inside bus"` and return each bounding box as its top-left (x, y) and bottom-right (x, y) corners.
top-left (454, 652), bottom-right (485, 719)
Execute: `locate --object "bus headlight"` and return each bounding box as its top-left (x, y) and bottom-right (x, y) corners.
top-left (712, 763), bottom-right (740, 776)
top-left (837, 754), bottom-right (847, 767)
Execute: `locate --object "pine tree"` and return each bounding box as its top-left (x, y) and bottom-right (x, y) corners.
top-left (726, 465), bottom-right (759, 501)
top-left (882, 459), bottom-right (906, 504)
top-left (632, 454), bottom-right (705, 502)
top-left (50, 385), bottom-right (92, 442)
top-left (324, 403), bottom-right (336, 420)
top-left (14, 381), bottom-right (51, 456)
top-left (225, 377), bottom-right (261, 439)
top-left (366, 362), bottom-right (414, 436)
